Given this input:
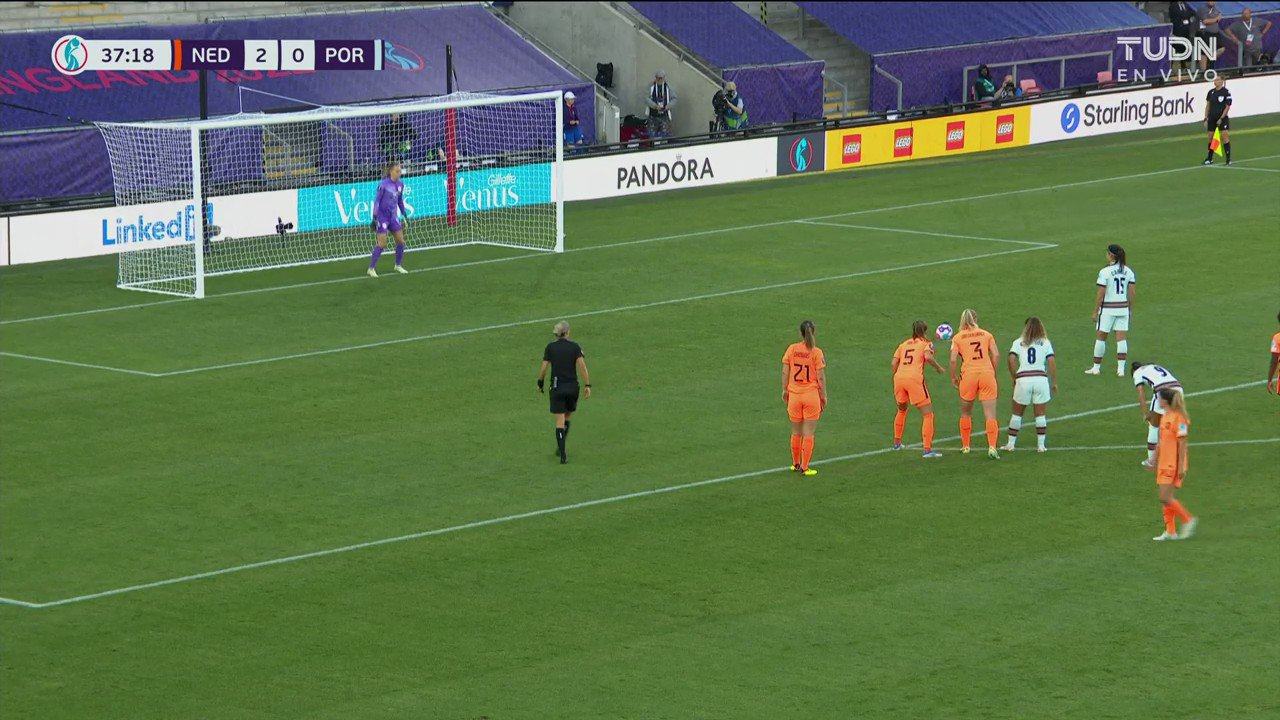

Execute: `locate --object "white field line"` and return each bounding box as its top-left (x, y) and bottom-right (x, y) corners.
top-left (154, 244), bottom-right (1052, 377)
top-left (6, 378), bottom-right (1265, 610)
top-left (5, 153), bottom-right (1276, 328)
top-left (0, 597), bottom-right (44, 608)
top-left (0, 351), bottom-right (162, 377)
top-left (937, 438), bottom-right (1280, 452)
top-left (798, 221), bottom-right (1052, 247)
top-left (1219, 165), bottom-right (1280, 174)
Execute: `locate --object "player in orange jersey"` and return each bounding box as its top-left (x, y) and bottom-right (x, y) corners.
top-left (1149, 388), bottom-right (1197, 541)
top-left (949, 308), bottom-right (1001, 459)
top-left (1268, 310), bottom-right (1280, 395)
top-left (782, 320), bottom-right (827, 476)
top-left (891, 320), bottom-right (945, 458)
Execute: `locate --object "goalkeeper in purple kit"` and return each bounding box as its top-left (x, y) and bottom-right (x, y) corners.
top-left (367, 160), bottom-right (408, 278)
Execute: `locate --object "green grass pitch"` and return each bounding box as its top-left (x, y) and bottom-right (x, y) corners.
top-left (2, 122), bottom-right (1279, 719)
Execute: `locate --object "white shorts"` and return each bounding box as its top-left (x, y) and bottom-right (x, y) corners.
top-left (1098, 309), bottom-right (1130, 333)
top-left (1149, 385), bottom-right (1183, 414)
top-left (1013, 377), bottom-right (1052, 405)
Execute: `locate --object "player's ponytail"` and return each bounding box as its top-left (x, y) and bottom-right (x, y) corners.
top-left (1021, 317), bottom-right (1046, 345)
top-left (800, 320), bottom-right (816, 350)
top-left (1159, 387), bottom-right (1188, 420)
top-left (960, 308), bottom-right (978, 330)
top-left (911, 320), bottom-right (928, 340)
top-left (1108, 243), bottom-right (1126, 271)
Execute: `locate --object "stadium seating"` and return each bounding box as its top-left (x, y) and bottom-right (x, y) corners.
top-left (792, 1), bottom-right (1165, 112)
top-left (0, 5), bottom-right (592, 205)
top-left (627, 2), bottom-right (825, 125)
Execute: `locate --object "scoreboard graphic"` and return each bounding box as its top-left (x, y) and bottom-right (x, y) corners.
top-left (52, 35), bottom-right (386, 74)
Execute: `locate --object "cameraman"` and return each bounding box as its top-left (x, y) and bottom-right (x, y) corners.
top-left (995, 74), bottom-right (1022, 100)
top-left (721, 81), bottom-right (747, 129)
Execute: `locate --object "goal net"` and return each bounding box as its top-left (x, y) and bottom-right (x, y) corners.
top-left (97, 90), bottom-right (565, 298)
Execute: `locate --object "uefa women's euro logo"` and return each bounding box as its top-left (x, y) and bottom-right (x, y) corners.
top-left (382, 41), bottom-right (424, 71)
top-left (52, 35), bottom-right (89, 75)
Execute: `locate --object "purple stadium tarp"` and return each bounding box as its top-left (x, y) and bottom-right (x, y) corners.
top-left (0, 6), bottom-right (591, 203)
top-left (630, 1), bottom-right (809, 65)
top-left (724, 63), bottom-right (825, 124)
top-left (629, 1), bottom-right (824, 125)
top-left (871, 26), bottom-right (1169, 112)
top-left (796, 1), bottom-right (1159, 54)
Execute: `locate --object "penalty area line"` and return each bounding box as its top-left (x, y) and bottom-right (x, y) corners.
top-left (7, 152), bottom-right (1277, 327)
top-left (12, 378), bottom-right (1264, 609)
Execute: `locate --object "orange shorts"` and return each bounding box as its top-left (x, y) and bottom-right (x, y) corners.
top-left (893, 376), bottom-right (931, 408)
top-left (1157, 468), bottom-right (1184, 488)
top-left (958, 373), bottom-right (998, 402)
top-left (787, 389), bottom-right (822, 422)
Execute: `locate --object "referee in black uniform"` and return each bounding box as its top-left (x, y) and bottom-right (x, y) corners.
top-left (537, 320), bottom-right (591, 464)
top-left (1203, 75), bottom-right (1232, 166)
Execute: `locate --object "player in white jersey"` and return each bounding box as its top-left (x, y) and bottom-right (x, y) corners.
top-left (1086, 244), bottom-right (1136, 377)
top-left (1002, 317), bottom-right (1057, 452)
top-left (1131, 361), bottom-right (1183, 467)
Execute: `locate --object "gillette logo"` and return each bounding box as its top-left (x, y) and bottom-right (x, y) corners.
top-left (102, 204), bottom-right (197, 246)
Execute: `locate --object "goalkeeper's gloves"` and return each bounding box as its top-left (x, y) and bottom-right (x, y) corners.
top-left (537, 378), bottom-right (545, 393)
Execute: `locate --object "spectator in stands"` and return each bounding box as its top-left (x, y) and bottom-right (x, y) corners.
top-left (1225, 8), bottom-right (1273, 66)
top-left (971, 65), bottom-right (996, 101)
top-left (563, 91), bottom-right (585, 148)
top-left (379, 113), bottom-right (416, 164)
top-left (646, 70), bottom-right (676, 138)
top-left (722, 81), bottom-right (747, 130)
top-left (1196, 1), bottom-right (1227, 70)
top-left (1169, 2), bottom-right (1198, 72)
top-left (995, 74), bottom-right (1022, 100)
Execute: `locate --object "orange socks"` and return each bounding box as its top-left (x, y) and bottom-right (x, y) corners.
top-left (800, 436), bottom-right (815, 470)
top-left (1169, 499), bottom-right (1191, 523)
top-left (790, 434), bottom-right (802, 466)
top-left (922, 412), bottom-right (935, 452)
top-left (959, 417), bottom-right (973, 448)
top-left (1162, 505), bottom-right (1177, 535)
top-left (985, 419), bottom-right (999, 450)
top-left (893, 409), bottom-right (908, 444)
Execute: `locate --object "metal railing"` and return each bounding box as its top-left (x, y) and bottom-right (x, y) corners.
top-left (825, 73), bottom-right (849, 115)
top-left (873, 65), bottom-right (903, 111)
top-left (962, 51), bottom-right (1114, 100)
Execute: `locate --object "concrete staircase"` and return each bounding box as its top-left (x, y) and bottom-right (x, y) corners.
top-left (262, 121), bottom-right (319, 182)
top-left (0, 1), bottom-right (427, 32)
top-left (733, 1), bottom-right (870, 118)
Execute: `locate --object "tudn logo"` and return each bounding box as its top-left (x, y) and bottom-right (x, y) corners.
top-left (842, 133), bottom-right (862, 164)
top-left (52, 34), bottom-right (89, 76)
top-left (945, 122), bottom-right (965, 151)
top-left (995, 114), bottom-right (1015, 143)
top-left (893, 127), bottom-right (913, 157)
top-left (790, 136), bottom-right (813, 172)
top-left (383, 40), bottom-right (424, 71)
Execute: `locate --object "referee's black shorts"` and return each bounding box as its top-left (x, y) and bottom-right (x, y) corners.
top-left (549, 384), bottom-right (580, 414)
top-left (1208, 114), bottom-right (1230, 131)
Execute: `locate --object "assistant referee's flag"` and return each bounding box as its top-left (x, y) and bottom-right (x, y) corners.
top-left (1210, 127), bottom-right (1224, 156)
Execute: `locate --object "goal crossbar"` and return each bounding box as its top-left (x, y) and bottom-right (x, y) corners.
top-left (99, 89), bottom-right (566, 299)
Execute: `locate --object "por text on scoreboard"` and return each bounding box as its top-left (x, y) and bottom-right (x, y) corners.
top-left (52, 35), bottom-right (387, 75)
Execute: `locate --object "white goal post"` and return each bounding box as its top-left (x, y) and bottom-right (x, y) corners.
top-left (97, 90), bottom-right (565, 298)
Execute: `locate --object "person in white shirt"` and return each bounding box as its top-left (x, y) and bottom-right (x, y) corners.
top-left (1003, 317), bottom-right (1057, 452)
top-left (1086, 244), bottom-right (1136, 377)
top-left (1131, 361), bottom-right (1183, 467)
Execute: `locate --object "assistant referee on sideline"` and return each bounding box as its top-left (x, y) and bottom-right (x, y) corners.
top-left (538, 320), bottom-right (591, 464)
top-left (1203, 75), bottom-right (1232, 165)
